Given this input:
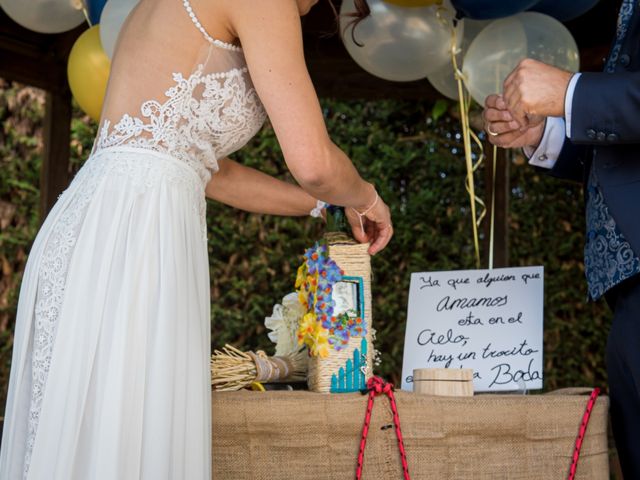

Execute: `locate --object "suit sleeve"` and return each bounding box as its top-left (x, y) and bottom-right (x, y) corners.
top-left (524, 117), bottom-right (585, 183)
top-left (546, 140), bottom-right (587, 183)
top-left (570, 71), bottom-right (640, 144)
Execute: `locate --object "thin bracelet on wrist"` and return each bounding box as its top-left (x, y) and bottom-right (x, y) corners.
top-left (310, 200), bottom-right (327, 218)
top-left (350, 190), bottom-right (379, 234)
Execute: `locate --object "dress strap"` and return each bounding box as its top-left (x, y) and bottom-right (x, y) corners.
top-left (181, 0), bottom-right (242, 52)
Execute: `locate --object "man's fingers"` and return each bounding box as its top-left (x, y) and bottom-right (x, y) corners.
top-left (483, 108), bottom-right (515, 123)
top-left (484, 94), bottom-right (501, 109)
top-left (486, 120), bottom-right (521, 135)
top-left (487, 130), bottom-right (525, 148)
top-left (504, 86), bottom-right (528, 128)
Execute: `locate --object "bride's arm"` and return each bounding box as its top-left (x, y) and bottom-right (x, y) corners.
top-left (205, 157), bottom-right (318, 216)
top-left (222, 0), bottom-right (392, 254)
top-left (227, 1), bottom-right (373, 209)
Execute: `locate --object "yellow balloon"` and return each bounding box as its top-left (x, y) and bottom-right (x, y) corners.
top-left (382, 0), bottom-right (442, 7)
top-left (67, 25), bottom-right (111, 122)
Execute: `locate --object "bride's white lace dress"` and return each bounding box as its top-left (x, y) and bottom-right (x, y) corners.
top-left (0, 0), bottom-right (265, 478)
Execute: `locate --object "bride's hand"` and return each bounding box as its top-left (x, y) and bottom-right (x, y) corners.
top-left (345, 194), bottom-right (393, 255)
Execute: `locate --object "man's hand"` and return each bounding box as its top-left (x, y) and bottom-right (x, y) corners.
top-left (483, 94), bottom-right (546, 149)
top-left (502, 58), bottom-right (573, 128)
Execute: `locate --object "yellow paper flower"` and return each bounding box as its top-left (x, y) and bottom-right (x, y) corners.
top-left (297, 312), bottom-right (317, 346)
top-left (311, 323), bottom-right (330, 358)
top-left (298, 290), bottom-right (308, 310)
top-left (295, 264), bottom-right (306, 289)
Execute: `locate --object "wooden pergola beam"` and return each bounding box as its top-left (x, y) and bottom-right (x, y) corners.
top-left (41, 89), bottom-right (73, 217)
top-left (0, 10), bottom-right (83, 220)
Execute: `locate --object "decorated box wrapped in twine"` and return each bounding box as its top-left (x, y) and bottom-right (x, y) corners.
top-left (307, 232), bottom-right (374, 393)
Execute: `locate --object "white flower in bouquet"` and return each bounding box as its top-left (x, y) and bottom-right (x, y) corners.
top-left (264, 292), bottom-right (305, 356)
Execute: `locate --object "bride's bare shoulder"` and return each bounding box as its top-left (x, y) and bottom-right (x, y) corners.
top-left (219, 0), bottom-right (303, 39)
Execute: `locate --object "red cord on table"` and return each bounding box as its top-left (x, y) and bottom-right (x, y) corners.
top-left (356, 376), bottom-right (410, 480)
top-left (356, 379), bottom-right (598, 479)
top-left (567, 387), bottom-right (601, 480)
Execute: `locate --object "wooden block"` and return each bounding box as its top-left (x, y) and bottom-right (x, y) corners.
top-left (412, 368), bottom-right (474, 397)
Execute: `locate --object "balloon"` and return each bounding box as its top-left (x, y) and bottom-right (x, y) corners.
top-left (383, 0), bottom-right (442, 6)
top-left (340, 0), bottom-right (459, 82)
top-left (99, 0), bottom-right (139, 59)
top-left (426, 18), bottom-right (490, 100)
top-left (87, 0), bottom-right (107, 24)
top-left (0, 0), bottom-right (85, 33)
top-left (462, 12), bottom-right (579, 105)
top-left (451, 0), bottom-right (539, 20)
top-left (67, 25), bottom-right (111, 121)
top-left (530, 0), bottom-right (599, 22)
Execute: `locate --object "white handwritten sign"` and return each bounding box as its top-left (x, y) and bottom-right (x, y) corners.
top-left (401, 266), bottom-right (544, 392)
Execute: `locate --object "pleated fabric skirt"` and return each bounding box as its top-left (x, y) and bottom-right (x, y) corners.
top-left (0, 146), bottom-right (211, 479)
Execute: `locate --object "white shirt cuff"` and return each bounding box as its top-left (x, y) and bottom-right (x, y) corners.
top-left (564, 73), bottom-right (581, 139)
top-left (523, 117), bottom-right (566, 169)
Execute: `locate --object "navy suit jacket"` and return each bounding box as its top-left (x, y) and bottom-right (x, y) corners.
top-left (549, 10), bottom-right (640, 257)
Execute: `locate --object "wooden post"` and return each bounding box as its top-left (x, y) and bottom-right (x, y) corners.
top-left (483, 142), bottom-right (510, 268)
top-left (40, 87), bottom-right (72, 223)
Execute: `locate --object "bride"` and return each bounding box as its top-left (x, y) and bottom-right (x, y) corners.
top-left (0, 0), bottom-right (389, 478)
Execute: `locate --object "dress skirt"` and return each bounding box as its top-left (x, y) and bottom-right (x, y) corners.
top-left (0, 146), bottom-right (211, 479)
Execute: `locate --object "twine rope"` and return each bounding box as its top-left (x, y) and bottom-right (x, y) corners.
top-left (248, 351), bottom-right (292, 383)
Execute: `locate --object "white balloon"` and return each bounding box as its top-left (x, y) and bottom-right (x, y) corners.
top-left (99, 0), bottom-right (139, 59)
top-left (462, 12), bottom-right (580, 105)
top-left (426, 18), bottom-right (488, 100)
top-left (340, 0), bottom-right (459, 82)
top-left (0, 0), bottom-right (85, 34)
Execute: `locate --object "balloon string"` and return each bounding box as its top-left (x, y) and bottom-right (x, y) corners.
top-left (468, 123), bottom-right (487, 229)
top-left (79, 0), bottom-right (92, 27)
top-left (488, 144), bottom-right (497, 270)
top-left (440, 11), bottom-right (485, 269)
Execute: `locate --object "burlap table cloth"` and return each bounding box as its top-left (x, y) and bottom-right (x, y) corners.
top-left (212, 389), bottom-right (609, 479)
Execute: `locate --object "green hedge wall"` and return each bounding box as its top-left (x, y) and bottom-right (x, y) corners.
top-left (0, 81), bottom-right (610, 415)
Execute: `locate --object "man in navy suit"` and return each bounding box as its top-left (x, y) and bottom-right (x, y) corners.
top-left (482, 1), bottom-right (640, 477)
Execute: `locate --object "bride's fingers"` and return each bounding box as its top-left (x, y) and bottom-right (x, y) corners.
top-left (348, 217), bottom-right (369, 243)
top-left (365, 218), bottom-right (376, 242)
top-left (369, 222), bottom-right (393, 255)
top-left (345, 208), bottom-right (368, 243)
top-left (353, 226), bottom-right (369, 243)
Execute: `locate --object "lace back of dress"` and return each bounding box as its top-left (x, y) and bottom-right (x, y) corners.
top-left (92, 0), bottom-right (266, 185)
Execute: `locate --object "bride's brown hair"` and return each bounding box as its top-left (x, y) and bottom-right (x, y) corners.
top-left (327, 0), bottom-right (371, 46)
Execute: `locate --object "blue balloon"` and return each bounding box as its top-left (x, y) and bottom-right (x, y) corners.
top-left (451, 0), bottom-right (540, 20)
top-left (87, 0), bottom-right (108, 25)
top-left (530, 0), bottom-right (600, 22)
